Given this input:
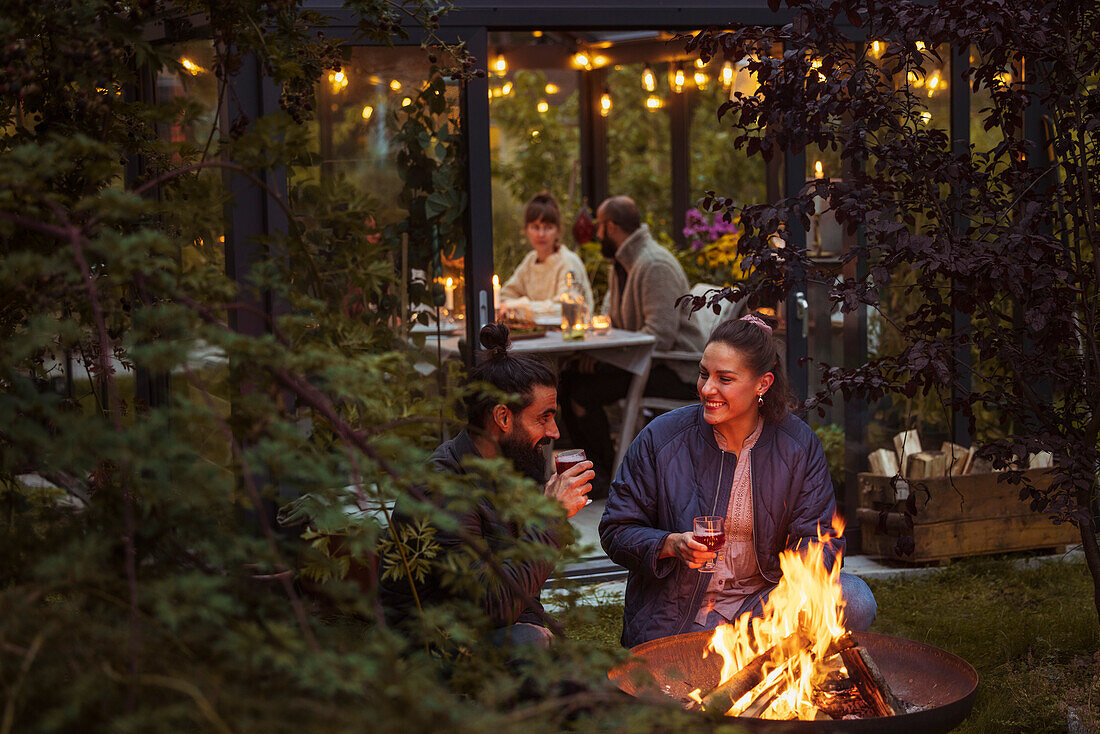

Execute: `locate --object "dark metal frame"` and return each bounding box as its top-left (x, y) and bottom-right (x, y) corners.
top-left (166, 2), bottom-right (988, 550)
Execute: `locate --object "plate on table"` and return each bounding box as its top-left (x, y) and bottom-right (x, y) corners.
top-left (410, 321), bottom-right (460, 336)
top-left (508, 327), bottom-right (548, 340)
top-left (534, 315), bottom-right (562, 330)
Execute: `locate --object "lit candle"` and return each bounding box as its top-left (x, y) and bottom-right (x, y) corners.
top-left (492, 274), bottom-right (500, 313)
top-left (445, 277), bottom-right (454, 311)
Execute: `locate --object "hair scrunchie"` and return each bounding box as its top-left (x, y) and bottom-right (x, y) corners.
top-left (740, 313), bottom-right (774, 335)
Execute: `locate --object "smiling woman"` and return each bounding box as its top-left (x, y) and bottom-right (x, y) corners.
top-left (599, 311), bottom-right (878, 648)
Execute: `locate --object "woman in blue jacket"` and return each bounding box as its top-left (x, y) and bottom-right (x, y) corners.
top-left (599, 313), bottom-right (877, 648)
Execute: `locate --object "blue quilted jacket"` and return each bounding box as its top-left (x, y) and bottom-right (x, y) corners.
top-left (599, 405), bottom-right (842, 648)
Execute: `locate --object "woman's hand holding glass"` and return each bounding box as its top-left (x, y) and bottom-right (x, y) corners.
top-left (659, 531), bottom-right (717, 570)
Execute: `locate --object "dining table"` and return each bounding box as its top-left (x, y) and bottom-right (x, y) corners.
top-left (419, 326), bottom-right (657, 475)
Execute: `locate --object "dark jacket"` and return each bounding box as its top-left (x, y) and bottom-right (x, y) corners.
top-left (599, 405), bottom-right (842, 648)
top-left (379, 430), bottom-right (569, 629)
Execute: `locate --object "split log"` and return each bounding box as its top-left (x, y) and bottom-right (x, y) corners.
top-left (839, 645), bottom-right (904, 717)
top-left (700, 631), bottom-right (858, 714)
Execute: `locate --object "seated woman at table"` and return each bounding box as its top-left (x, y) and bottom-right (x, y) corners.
top-left (499, 191), bottom-right (593, 320)
top-left (598, 313), bottom-right (877, 648)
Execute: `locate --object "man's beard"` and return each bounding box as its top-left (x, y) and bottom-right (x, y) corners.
top-left (600, 236), bottom-right (617, 260)
top-left (500, 431), bottom-right (551, 483)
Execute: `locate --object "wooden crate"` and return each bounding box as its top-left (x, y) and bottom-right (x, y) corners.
top-left (856, 470), bottom-right (1079, 562)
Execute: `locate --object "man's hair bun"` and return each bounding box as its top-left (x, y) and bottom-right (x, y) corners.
top-left (479, 323), bottom-right (511, 360)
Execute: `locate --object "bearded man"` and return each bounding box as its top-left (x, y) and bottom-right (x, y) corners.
top-left (380, 324), bottom-right (593, 648)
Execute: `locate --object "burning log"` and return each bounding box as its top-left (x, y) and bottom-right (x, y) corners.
top-left (699, 631), bottom-right (858, 714)
top-left (839, 644), bottom-right (905, 717)
top-left (699, 630), bottom-right (811, 713)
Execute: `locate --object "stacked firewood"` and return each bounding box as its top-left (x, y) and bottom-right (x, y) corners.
top-left (866, 430), bottom-right (1053, 479)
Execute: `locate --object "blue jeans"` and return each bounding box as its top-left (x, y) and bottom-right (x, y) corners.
top-left (695, 572), bottom-right (877, 632)
top-left (487, 622), bottom-right (554, 650)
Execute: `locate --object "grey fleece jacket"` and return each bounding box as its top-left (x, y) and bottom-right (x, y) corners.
top-left (603, 224), bottom-right (706, 382)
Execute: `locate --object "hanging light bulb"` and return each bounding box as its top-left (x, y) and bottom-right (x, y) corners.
top-left (642, 64), bottom-right (656, 93)
top-left (994, 71), bottom-right (1012, 87)
top-left (694, 71), bottom-right (708, 89)
top-left (329, 70), bottom-right (348, 92)
top-left (493, 54), bottom-right (507, 75)
top-left (389, 79), bottom-right (402, 92)
top-left (915, 41), bottom-right (926, 51)
top-left (695, 58), bottom-right (706, 69)
top-left (573, 52), bottom-right (590, 69)
top-left (871, 40), bottom-right (882, 56)
top-left (721, 61), bottom-right (734, 86)
top-left (361, 105), bottom-right (374, 120)
top-left (180, 58), bottom-right (204, 76)
top-left (672, 65), bottom-right (685, 93)
top-left (815, 160), bottom-right (824, 178)
top-left (593, 54), bottom-right (608, 68)
top-left (645, 95), bottom-right (662, 110)
top-left (401, 97), bottom-right (412, 107)
top-left (906, 70), bottom-right (924, 88)
top-left (926, 72), bottom-right (941, 96)
top-left (502, 81), bottom-right (513, 95)
top-left (919, 111), bottom-right (932, 125)
top-left (599, 90), bottom-right (612, 117)
top-left (537, 100), bottom-right (549, 113)
top-left (545, 82), bottom-right (559, 95)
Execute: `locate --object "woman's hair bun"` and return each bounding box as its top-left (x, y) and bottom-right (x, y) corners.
top-left (479, 323), bottom-right (511, 359)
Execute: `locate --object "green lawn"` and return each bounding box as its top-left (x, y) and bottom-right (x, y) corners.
top-left (561, 556), bottom-right (1099, 733)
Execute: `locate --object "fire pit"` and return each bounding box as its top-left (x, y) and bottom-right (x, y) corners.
top-left (608, 629), bottom-right (977, 733)
top-left (607, 517), bottom-right (976, 731)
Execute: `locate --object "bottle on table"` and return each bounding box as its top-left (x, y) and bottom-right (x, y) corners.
top-left (559, 271), bottom-right (589, 341)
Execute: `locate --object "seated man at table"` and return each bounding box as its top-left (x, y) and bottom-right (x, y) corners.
top-left (559, 195), bottom-right (706, 495)
top-left (380, 323), bottom-right (594, 649)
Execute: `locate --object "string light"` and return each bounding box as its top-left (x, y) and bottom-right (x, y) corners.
top-left (593, 55), bottom-right (608, 67)
top-left (994, 71), bottom-right (1012, 87)
top-left (537, 100), bottom-right (549, 113)
top-left (919, 111), bottom-right (932, 125)
top-left (599, 90), bottom-right (612, 117)
top-left (926, 72), bottom-right (942, 96)
top-left (672, 65), bottom-right (685, 93)
top-left (502, 81), bottom-right (513, 95)
top-left (906, 70), bottom-right (924, 88)
top-left (573, 52), bottom-right (590, 69)
top-left (180, 58), bottom-right (204, 75)
top-left (532, 30), bottom-right (543, 38)
top-left (329, 70), bottom-right (349, 92)
top-left (694, 71), bottom-right (708, 89)
top-left (695, 58), bottom-right (706, 69)
top-left (815, 160), bottom-right (824, 178)
top-left (401, 97), bottom-right (412, 107)
top-left (545, 83), bottom-right (559, 94)
top-left (645, 95), bottom-right (662, 110)
top-left (642, 64), bottom-right (656, 92)
top-left (389, 79), bottom-right (402, 91)
top-left (721, 61), bottom-right (734, 86)
top-left (493, 55), bottom-right (507, 75)
top-left (915, 41), bottom-right (926, 51)
top-left (871, 40), bottom-right (882, 56)
top-left (361, 105), bottom-right (374, 120)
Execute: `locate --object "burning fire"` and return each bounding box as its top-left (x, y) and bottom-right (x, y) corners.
top-left (694, 514), bottom-right (848, 719)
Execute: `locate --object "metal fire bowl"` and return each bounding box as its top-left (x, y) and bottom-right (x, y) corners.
top-left (608, 630), bottom-right (978, 734)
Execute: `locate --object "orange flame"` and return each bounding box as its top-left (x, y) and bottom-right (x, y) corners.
top-left (706, 513), bottom-right (846, 719)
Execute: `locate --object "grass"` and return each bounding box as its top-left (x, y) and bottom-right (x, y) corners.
top-left (561, 555), bottom-right (1100, 733)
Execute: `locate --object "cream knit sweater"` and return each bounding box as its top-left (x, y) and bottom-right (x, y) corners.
top-left (499, 245), bottom-right (594, 318)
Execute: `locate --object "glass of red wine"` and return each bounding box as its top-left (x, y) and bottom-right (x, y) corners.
top-left (554, 449), bottom-right (587, 476)
top-left (693, 515), bottom-right (725, 573)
